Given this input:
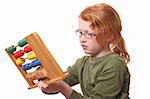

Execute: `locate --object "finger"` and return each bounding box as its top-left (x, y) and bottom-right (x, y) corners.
top-left (37, 81), bottom-right (43, 89)
top-left (42, 82), bottom-right (48, 88)
top-left (38, 81), bottom-right (48, 89)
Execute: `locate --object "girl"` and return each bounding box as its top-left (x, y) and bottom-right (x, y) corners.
top-left (38, 3), bottom-right (130, 99)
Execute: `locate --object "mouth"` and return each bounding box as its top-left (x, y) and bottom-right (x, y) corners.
top-left (81, 45), bottom-right (88, 49)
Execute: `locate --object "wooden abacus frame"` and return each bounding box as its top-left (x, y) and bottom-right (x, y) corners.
top-left (5, 32), bottom-right (69, 89)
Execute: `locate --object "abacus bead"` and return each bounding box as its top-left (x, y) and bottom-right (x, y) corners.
top-left (14, 50), bottom-right (24, 59)
top-left (27, 52), bottom-right (36, 60)
top-left (7, 46), bottom-right (16, 53)
top-left (15, 58), bottom-right (25, 66)
top-left (18, 38), bottom-right (27, 47)
top-left (24, 46), bottom-right (32, 53)
top-left (31, 59), bottom-right (41, 67)
top-left (22, 63), bottom-right (32, 71)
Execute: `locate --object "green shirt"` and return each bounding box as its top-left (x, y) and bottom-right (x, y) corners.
top-left (64, 53), bottom-right (130, 99)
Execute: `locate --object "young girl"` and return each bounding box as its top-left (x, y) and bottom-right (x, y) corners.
top-left (38, 3), bottom-right (130, 99)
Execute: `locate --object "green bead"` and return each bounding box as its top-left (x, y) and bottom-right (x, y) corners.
top-left (18, 38), bottom-right (27, 47)
top-left (8, 46), bottom-right (16, 53)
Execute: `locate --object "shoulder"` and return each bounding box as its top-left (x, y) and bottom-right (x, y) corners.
top-left (96, 53), bottom-right (130, 82)
top-left (107, 53), bottom-right (125, 64)
top-left (75, 55), bottom-right (90, 64)
top-left (67, 55), bottom-right (90, 75)
top-left (101, 53), bottom-right (128, 74)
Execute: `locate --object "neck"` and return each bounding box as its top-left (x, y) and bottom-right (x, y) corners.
top-left (92, 50), bottom-right (112, 58)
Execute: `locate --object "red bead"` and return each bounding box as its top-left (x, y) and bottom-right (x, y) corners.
top-left (14, 50), bottom-right (24, 59)
top-left (24, 46), bottom-right (32, 53)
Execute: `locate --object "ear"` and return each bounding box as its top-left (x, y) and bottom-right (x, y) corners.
top-left (107, 34), bottom-right (115, 42)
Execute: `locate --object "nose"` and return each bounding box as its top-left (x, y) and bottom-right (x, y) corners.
top-left (80, 35), bottom-right (87, 43)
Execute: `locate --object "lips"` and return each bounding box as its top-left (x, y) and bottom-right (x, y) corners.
top-left (81, 45), bottom-right (88, 49)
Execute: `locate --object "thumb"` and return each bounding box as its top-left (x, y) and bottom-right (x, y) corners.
top-left (38, 81), bottom-right (48, 89)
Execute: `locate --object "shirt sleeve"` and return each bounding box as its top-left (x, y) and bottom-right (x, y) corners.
top-left (64, 56), bottom-right (90, 87)
top-left (63, 73), bottom-right (79, 87)
top-left (63, 57), bottom-right (84, 86)
top-left (69, 59), bottom-right (127, 99)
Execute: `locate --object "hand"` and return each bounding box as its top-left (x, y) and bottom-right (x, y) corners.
top-left (38, 80), bottom-right (73, 98)
top-left (37, 80), bottom-right (60, 93)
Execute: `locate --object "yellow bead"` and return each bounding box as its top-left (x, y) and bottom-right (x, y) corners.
top-left (15, 58), bottom-right (25, 66)
top-left (27, 52), bottom-right (36, 60)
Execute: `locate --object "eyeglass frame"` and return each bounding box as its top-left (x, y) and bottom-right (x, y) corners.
top-left (75, 30), bottom-right (97, 39)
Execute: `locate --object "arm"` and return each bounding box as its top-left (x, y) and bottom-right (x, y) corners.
top-left (67, 60), bottom-right (127, 99)
top-left (39, 60), bottom-right (125, 99)
top-left (37, 63), bottom-right (79, 96)
top-left (38, 57), bottom-right (128, 98)
top-left (38, 71), bottom-right (79, 95)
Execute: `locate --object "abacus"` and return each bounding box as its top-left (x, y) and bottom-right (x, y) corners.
top-left (5, 32), bottom-right (69, 89)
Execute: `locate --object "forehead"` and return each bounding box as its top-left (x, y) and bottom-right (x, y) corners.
top-left (79, 18), bottom-right (93, 32)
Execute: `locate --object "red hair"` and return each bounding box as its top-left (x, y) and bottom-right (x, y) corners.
top-left (79, 3), bottom-right (130, 63)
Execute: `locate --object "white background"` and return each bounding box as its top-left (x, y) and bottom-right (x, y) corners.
top-left (0, 0), bottom-right (149, 98)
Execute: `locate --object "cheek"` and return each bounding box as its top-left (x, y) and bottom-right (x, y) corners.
top-left (89, 39), bottom-right (101, 50)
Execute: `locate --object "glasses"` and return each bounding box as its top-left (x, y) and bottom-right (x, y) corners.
top-left (75, 30), bottom-right (96, 39)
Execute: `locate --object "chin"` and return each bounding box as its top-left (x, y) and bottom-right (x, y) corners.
top-left (84, 50), bottom-right (91, 55)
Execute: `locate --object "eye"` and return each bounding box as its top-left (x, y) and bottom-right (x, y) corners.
top-left (75, 30), bottom-right (82, 36)
top-left (79, 31), bottom-right (83, 34)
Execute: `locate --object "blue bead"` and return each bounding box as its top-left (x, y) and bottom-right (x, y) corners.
top-left (31, 59), bottom-right (41, 67)
top-left (22, 63), bottom-right (32, 71)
